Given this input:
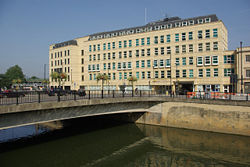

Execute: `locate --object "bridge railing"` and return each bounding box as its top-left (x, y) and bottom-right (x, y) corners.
top-left (0, 90), bottom-right (249, 105)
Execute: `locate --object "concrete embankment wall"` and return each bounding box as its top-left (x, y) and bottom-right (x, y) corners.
top-left (135, 102), bottom-right (250, 136)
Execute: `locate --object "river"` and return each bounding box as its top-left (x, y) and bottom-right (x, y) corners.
top-left (0, 116), bottom-right (250, 167)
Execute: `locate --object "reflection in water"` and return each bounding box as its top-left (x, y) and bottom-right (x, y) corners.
top-left (0, 116), bottom-right (250, 167)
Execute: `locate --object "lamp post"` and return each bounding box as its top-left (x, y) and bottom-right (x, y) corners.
top-left (240, 41), bottom-right (243, 94)
top-left (175, 62), bottom-right (178, 95)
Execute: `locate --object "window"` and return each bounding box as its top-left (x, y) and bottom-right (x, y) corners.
top-left (153, 60), bottom-right (158, 68)
top-left (176, 70), bottom-right (180, 78)
top-left (182, 33), bottom-right (186, 41)
top-left (166, 59), bottom-right (170, 67)
top-left (175, 22), bottom-right (181, 27)
top-left (197, 56), bottom-right (203, 66)
top-left (129, 72), bottom-right (132, 77)
top-left (198, 69), bottom-right (203, 77)
top-left (182, 69), bottom-right (187, 78)
top-left (161, 71), bottom-right (165, 78)
top-left (117, 62), bottom-right (121, 70)
top-left (124, 72), bottom-right (127, 79)
top-left (112, 42), bottom-right (115, 49)
top-left (96, 64), bottom-right (100, 71)
top-left (136, 50), bottom-right (139, 57)
top-left (136, 72), bottom-right (139, 79)
top-left (129, 51), bottom-right (132, 58)
top-left (224, 55), bottom-right (235, 64)
top-left (147, 37), bottom-right (150, 45)
top-left (189, 32), bottom-right (193, 40)
top-left (103, 43), bottom-right (106, 50)
top-left (198, 30), bottom-right (202, 39)
top-left (112, 52), bottom-right (115, 59)
top-left (147, 49), bottom-right (150, 56)
top-left (189, 44), bottom-right (193, 53)
top-left (155, 48), bottom-right (158, 55)
top-left (147, 71), bottom-right (151, 78)
top-left (189, 57), bottom-right (193, 65)
top-left (213, 42), bottom-right (218, 50)
top-left (175, 34), bottom-right (179, 42)
top-left (246, 55), bottom-right (250, 62)
top-left (88, 65), bottom-right (91, 71)
top-left (205, 29), bottom-right (210, 38)
top-left (141, 49), bottom-right (145, 56)
top-left (161, 47), bottom-right (164, 55)
top-left (107, 63), bottom-right (111, 70)
top-left (81, 50), bottom-right (84, 56)
top-left (141, 38), bottom-right (145, 45)
top-left (182, 45), bottom-right (186, 53)
top-left (212, 56), bottom-right (218, 65)
top-left (97, 44), bottom-right (100, 51)
top-left (136, 61), bottom-right (140, 68)
top-left (246, 70), bottom-right (250, 78)
top-left (124, 51), bottom-right (127, 58)
top-left (103, 63), bottom-right (106, 70)
top-left (189, 69), bottom-right (193, 78)
top-left (141, 60), bottom-right (145, 68)
top-left (159, 59), bottom-right (164, 67)
top-left (198, 43), bottom-right (203, 52)
top-left (108, 43), bottom-right (111, 50)
top-left (224, 68), bottom-right (234, 76)
top-left (81, 58), bottom-right (84, 64)
top-left (93, 54), bottom-right (96, 61)
top-left (128, 62), bottom-right (132, 69)
top-left (206, 69), bottom-right (211, 77)
top-left (205, 56), bottom-right (211, 65)
top-left (167, 70), bottom-right (171, 78)
top-left (189, 20), bottom-right (194, 25)
top-left (82, 75), bottom-right (84, 81)
top-left (147, 60), bottom-right (151, 67)
top-left (119, 72), bottom-right (122, 80)
top-left (155, 71), bottom-right (159, 78)
top-left (129, 40), bottom-right (132, 47)
top-left (89, 55), bottom-right (92, 61)
top-left (112, 62), bottom-right (116, 70)
top-left (89, 45), bottom-right (92, 52)
top-left (113, 73), bottom-right (116, 80)
top-left (198, 19), bottom-right (203, 24)
top-left (175, 58), bottom-right (180, 66)
top-left (92, 64), bottom-right (96, 71)
top-left (142, 72), bottom-right (145, 79)
top-left (160, 35), bottom-right (164, 43)
top-left (124, 40), bottom-right (127, 48)
top-left (89, 74), bottom-right (92, 80)
top-left (119, 41), bottom-right (122, 48)
top-left (182, 57), bottom-right (186, 65)
top-left (98, 54), bottom-right (100, 60)
top-left (206, 42), bottom-right (210, 51)
top-left (182, 21), bottom-right (187, 26)
top-left (166, 34), bottom-right (171, 43)
top-left (205, 18), bottom-right (211, 23)
top-left (154, 36), bottom-right (158, 44)
top-left (108, 53), bottom-right (111, 60)
top-left (175, 46), bottom-right (179, 54)
top-left (167, 46), bottom-right (171, 54)
top-left (213, 28), bottom-right (218, 37)
top-left (214, 68), bottom-right (218, 77)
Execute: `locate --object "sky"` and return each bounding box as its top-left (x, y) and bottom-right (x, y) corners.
top-left (0, 0), bottom-right (250, 78)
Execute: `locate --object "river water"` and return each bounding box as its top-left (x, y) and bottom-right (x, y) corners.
top-left (0, 116), bottom-right (250, 167)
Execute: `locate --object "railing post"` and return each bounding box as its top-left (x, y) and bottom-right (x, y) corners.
top-left (140, 90), bottom-right (142, 97)
top-left (88, 90), bottom-right (91, 99)
top-left (113, 90), bottom-right (115, 98)
top-left (38, 92), bottom-right (40, 103)
top-left (101, 90), bottom-right (104, 99)
top-left (57, 91), bottom-right (60, 102)
top-left (246, 94), bottom-right (248, 101)
top-left (132, 90), bottom-right (134, 97)
top-left (122, 90), bottom-right (125, 97)
top-left (16, 95), bottom-right (18, 105)
top-left (74, 91), bottom-right (76, 101)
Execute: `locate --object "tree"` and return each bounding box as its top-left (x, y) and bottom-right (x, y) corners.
top-left (127, 76), bottom-right (138, 92)
top-left (5, 65), bottom-right (26, 83)
top-left (0, 74), bottom-right (9, 89)
top-left (96, 73), bottom-right (109, 91)
top-left (50, 72), bottom-right (67, 89)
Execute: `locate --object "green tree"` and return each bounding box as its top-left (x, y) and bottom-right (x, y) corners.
top-left (0, 74), bottom-right (9, 89)
top-left (50, 72), bottom-right (67, 89)
top-left (5, 65), bottom-right (26, 83)
top-left (96, 73), bottom-right (109, 90)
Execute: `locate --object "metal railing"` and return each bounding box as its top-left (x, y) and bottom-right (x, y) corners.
top-left (0, 90), bottom-right (249, 105)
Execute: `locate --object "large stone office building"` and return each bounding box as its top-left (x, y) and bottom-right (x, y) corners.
top-left (49, 14), bottom-right (250, 93)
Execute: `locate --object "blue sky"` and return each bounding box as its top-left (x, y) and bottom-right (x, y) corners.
top-left (0, 0), bottom-right (250, 78)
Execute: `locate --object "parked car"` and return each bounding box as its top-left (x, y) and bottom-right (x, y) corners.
top-left (48, 88), bottom-right (67, 96)
top-left (1, 90), bottom-right (25, 98)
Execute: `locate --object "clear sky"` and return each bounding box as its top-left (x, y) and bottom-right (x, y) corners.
top-left (0, 0), bottom-right (250, 78)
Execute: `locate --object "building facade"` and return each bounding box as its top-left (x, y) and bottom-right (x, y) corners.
top-left (49, 14), bottom-right (249, 93)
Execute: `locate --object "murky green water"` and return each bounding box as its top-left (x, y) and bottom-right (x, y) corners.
top-left (0, 116), bottom-right (250, 167)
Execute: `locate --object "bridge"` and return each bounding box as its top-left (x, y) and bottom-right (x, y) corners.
top-left (0, 93), bottom-right (250, 136)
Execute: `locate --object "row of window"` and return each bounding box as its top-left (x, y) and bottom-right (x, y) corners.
top-left (50, 50), bottom-right (70, 59)
top-left (88, 29), bottom-right (218, 52)
top-left (51, 58), bottom-right (70, 67)
top-left (88, 67), bottom-right (223, 81)
top-left (88, 42), bottom-right (219, 62)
